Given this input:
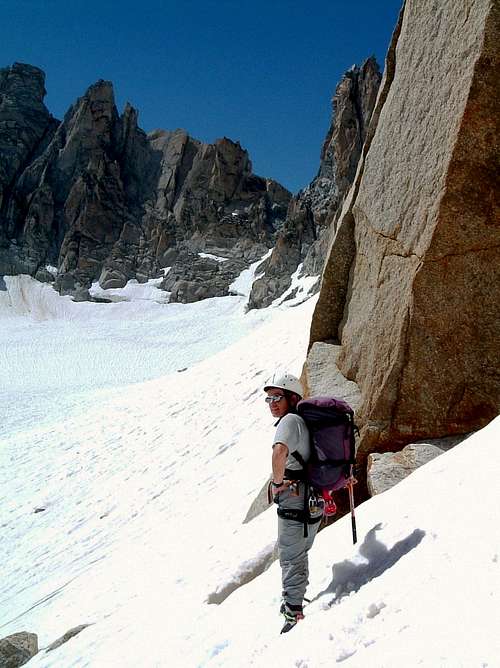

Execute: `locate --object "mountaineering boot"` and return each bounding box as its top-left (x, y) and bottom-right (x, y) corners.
top-left (280, 602), bottom-right (304, 634)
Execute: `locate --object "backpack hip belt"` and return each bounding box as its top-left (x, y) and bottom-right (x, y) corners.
top-left (277, 506), bottom-right (322, 526)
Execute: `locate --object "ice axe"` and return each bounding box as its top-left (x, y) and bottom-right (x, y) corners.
top-left (346, 471), bottom-right (357, 544)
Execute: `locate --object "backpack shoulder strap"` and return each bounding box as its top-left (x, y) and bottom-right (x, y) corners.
top-left (290, 450), bottom-right (306, 468)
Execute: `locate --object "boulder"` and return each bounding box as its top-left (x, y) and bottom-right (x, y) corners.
top-left (366, 432), bottom-right (469, 496)
top-left (367, 443), bottom-right (444, 495)
top-left (0, 632), bottom-right (38, 667)
top-left (308, 0), bottom-right (500, 456)
top-left (98, 267), bottom-right (128, 290)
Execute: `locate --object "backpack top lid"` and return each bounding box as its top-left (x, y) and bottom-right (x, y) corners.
top-left (297, 395), bottom-right (353, 414)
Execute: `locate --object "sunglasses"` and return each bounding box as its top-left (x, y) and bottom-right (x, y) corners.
top-left (265, 395), bottom-right (285, 404)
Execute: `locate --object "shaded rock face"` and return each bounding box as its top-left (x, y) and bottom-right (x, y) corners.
top-left (0, 64), bottom-right (55, 203)
top-left (0, 64), bottom-right (58, 269)
top-left (0, 64), bottom-right (291, 301)
top-left (308, 0), bottom-right (499, 456)
top-left (249, 58), bottom-right (381, 309)
top-left (367, 443), bottom-right (444, 496)
top-left (0, 632), bottom-right (38, 667)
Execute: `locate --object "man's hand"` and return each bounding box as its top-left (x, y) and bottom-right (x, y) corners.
top-left (271, 480), bottom-right (290, 495)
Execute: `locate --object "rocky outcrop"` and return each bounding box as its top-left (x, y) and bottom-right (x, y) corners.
top-left (367, 443), bottom-right (443, 495)
top-left (307, 0), bottom-right (499, 459)
top-left (249, 57), bottom-right (381, 308)
top-left (0, 64), bottom-right (291, 300)
top-left (161, 249), bottom-right (246, 303)
top-left (0, 632), bottom-right (38, 667)
top-left (0, 64), bottom-right (58, 272)
top-left (0, 64), bottom-right (56, 207)
top-left (367, 433), bottom-right (469, 496)
top-left (158, 138), bottom-right (290, 301)
top-left (46, 624), bottom-right (91, 652)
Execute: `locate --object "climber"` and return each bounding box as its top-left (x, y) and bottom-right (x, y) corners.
top-left (264, 371), bottom-right (322, 633)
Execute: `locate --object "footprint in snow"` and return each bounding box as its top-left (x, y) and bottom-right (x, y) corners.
top-left (366, 601), bottom-right (386, 618)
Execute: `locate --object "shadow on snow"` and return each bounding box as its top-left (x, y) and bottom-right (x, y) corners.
top-left (314, 522), bottom-right (426, 605)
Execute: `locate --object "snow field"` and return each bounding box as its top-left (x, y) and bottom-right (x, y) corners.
top-left (89, 277), bottom-right (171, 302)
top-left (191, 417), bottom-right (499, 667)
top-left (1, 273), bottom-right (499, 667)
top-left (0, 273), bottom-right (271, 437)
top-left (1, 275), bottom-right (317, 665)
top-left (229, 249), bottom-right (273, 297)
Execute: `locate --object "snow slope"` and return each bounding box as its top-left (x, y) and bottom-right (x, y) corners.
top-left (1, 275), bottom-right (499, 667)
top-left (0, 273), bottom-right (271, 437)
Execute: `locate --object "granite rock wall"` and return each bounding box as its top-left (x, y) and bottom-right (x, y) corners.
top-left (308, 0), bottom-right (499, 457)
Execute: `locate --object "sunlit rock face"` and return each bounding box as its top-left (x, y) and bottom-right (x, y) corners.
top-left (0, 64), bottom-right (291, 301)
top-left (248, 57), bottom-right (381, 309)
top-left (308, 0), bottom-right (499, 453)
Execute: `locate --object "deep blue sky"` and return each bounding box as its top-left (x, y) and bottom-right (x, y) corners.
top-left (2, 0), bottom-right (402, 193)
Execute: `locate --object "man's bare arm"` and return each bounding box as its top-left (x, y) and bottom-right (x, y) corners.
top-left (272, 442), bottom-right (289, 489)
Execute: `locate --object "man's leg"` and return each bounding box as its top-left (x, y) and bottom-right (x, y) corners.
top-left (305, 515), bottom-right (321, 555)
top-left (278, 516), bottom-right (310, 608)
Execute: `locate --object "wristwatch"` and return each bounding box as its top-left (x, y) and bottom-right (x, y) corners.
top-left (272, 480), bottom-right (283, 487)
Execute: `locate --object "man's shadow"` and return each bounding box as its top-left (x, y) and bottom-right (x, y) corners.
top-left (312, 523), bottom-right (426, 606)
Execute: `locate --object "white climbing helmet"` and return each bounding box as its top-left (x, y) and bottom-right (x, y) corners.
top-left (264, 371), bottom-right (303, 398)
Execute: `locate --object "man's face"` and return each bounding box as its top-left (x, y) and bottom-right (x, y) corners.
top-left (265, 387), bottom-right (289, 419)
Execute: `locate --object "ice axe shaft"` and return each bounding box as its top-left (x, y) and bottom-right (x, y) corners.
top-left (347, 476), bottom-right (357, 544)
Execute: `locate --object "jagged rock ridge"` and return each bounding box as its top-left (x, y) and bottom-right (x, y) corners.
top-left (0, 63), bottom-right (291, 301)
top-left (248, 57), bottom-right (381, 308)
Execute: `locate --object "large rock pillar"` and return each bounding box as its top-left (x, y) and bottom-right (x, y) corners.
top-left (309, 0), bottom-right (499, 454)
